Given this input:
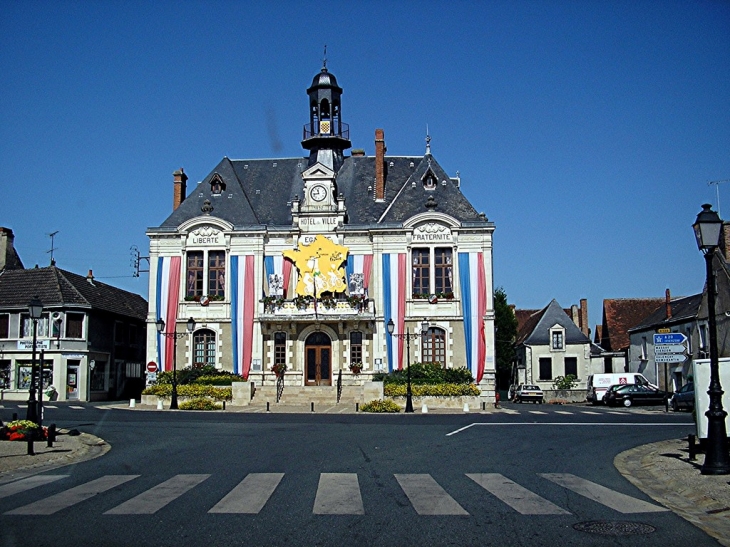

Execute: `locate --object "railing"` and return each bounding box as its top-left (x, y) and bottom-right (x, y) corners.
top-left (336, 369), bottom-right (342, 404)
top-left (302, 122), bottom-right (350, 140)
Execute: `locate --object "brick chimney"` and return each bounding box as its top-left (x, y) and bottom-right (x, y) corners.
top-left (0, 227), bottom-right (24, 270)
top-left (665, 288), bottom-right (672, 319)
top-left (375, 129), bottom-right (386, 201)
top-left (579, 298), bottom-right (589, 337)
top-left (173, 168), bottom-right (188, 211)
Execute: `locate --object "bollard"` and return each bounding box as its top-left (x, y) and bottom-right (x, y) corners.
top-left (12, 412), bottom-right (18, 421)
top-left (222, 401), bottom-right (226, 410)
top-left (129, 398), bottom-right (136, 408)
top-left (482, 401), bottom-right (486, 411)
top-left (356, 403), bottom-right (359, 412)
top-left (47, 424), bottom-right (56, 447)
top-left (463, 403), bottom-right (470, 413)
top-left (311, 402), bottom-right (314, 412)
top-left (156, 399), bottom-right (163, 410)
top-left (266, 401), bottom-right (270, 412)
top-left (688, 434), bottom-right (697, 461)
top-left (27, 438), bottom-right (35, 456)
top-left (422, 403), bottom-right (429, 413)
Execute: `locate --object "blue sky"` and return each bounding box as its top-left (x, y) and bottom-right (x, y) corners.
top-left (1, 1), bottom-right (728, 331)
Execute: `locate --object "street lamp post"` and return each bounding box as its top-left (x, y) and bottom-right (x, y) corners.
top-left (26, 297), bottom-right (43, 424)
top-left (156, 317), bottom-right (195, 410)
top-left (387, 318), bottom-right (428, 413)
top-left (693, 203), bottom-right (730, 475)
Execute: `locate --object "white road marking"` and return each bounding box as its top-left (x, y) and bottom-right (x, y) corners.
top-left (105, 474), bottom-right (209, 514)
top-left (69, 406), bottom-right (85, 410)
top-left (395, 474), bottom-right (468, 515)
top-left (540, 473), bottom-right (668, 513)
top-left (554, 411), bottom-right (573, 415)
top-left (313, 473), bottom-right (364, 514)
top-left (528, 411), bottom-right (548, 415)
top-left (467, 473), bottom-right (570, 515)
top-left (0, 475), bottom-right (68, 500)
top-left (446, 422), bottom-right (691, 435)
top-left (5, 475), bottom-right (138, 515)
top-left (209, 473), bottom-right (283, 514)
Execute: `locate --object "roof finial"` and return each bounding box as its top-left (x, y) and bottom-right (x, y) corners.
top-left (425, 125), bottom-right (431, 155)
top-left (322, 44), bottom-right (328, 71)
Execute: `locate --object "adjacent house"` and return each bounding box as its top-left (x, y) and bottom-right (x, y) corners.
top-left (627, 290), bottom-right (702, 389)
top-left (594, 298), bottom-right (664, 374)
top-left (0, 230), bottom-right (148, 401)
top-left (514, 299), bottom-right (593, 391)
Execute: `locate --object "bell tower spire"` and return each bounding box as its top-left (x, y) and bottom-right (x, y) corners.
top-left (301, 56), bottom-right (351, 171)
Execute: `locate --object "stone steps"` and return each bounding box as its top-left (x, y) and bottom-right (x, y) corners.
top-left (251, 385), bottom-right (365, 405)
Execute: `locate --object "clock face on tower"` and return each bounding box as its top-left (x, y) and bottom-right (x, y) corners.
top-left (310, 185), bottom-right (327, 202)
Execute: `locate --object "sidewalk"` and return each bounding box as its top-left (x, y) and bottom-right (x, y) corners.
top-left (0, 430), bottom-right (109, 484)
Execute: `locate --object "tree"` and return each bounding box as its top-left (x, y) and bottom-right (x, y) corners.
top-left (494, 287), bottom-right (518, 389)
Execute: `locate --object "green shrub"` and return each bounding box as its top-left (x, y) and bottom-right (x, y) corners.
top-left (384, 383), bottom-right (480, 397)
top-left (361, 399), bottom-right (401, 413)
top-left (142, 384), bottom-right (232, 401)
top-left (155, 366), bottom-right (244, 386)
top-left (373, 363), bottom-right (474, 385)
top-left (179, 398), bottom-right (222, 410)
top-left (552, 374), bottom-right (578, 390)
top-left (194, 374), bottom-right (245, 386)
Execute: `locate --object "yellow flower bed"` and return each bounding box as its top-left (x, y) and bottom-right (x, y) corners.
top-left (383, 384), bottom-right (480, 397)
top-left (361, 399), bottom-right (401, 413)
top-left (142, 384), bottom-right (232, 401)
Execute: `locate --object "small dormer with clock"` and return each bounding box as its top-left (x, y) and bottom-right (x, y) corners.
top-left (294, 162), bottom-right (346, 233)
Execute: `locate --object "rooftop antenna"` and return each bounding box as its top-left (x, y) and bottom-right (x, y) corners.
top-left (47, 231), bottom-right (59, 265)
top-left (323, 44), bottom-right (327, 70)
top-left (708, 179), bottom-right (730, 218)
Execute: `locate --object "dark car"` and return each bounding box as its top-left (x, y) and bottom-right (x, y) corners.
top-left (670, 383), bottom-right (695, 412)
top-left (604, 384), bottom-right (669, 407)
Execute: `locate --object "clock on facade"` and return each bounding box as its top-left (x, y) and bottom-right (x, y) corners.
top-left (309, 185), bottom-right (327, 202)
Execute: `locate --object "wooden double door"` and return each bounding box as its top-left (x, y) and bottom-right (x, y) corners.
top-left (305, 332), bottom-right (331, 386)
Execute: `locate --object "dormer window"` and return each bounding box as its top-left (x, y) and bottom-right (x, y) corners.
top-left (422, 169), bottom-right (437, 190)
top-left (550, 326), bottom-right (565, 351)
top-left (210, 174), bottom-right (226, 195)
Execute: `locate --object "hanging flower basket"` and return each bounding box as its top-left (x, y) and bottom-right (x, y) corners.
top-left (349, 362), bottom-right (363, 375)
top-left (271, 363), bottom-right (287, 378)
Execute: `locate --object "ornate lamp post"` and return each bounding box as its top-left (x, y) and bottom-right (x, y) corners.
top-left (693, 203), bottom-right (730, 475)
top-left (156, 317), bottom-right (195, 410)
top-left (26, 297), bottom-right (43, 424)
top-left (387, 318), bottom-right (428, 413)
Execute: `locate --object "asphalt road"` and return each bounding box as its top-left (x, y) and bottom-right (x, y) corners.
top-left (0, 403), bottom-right (711, 547)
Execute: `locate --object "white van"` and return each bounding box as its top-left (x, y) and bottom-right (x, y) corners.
top-left (586, 373), bottom-right (655, 404)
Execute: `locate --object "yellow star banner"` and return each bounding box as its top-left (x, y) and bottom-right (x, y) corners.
top-left (283, 234), bottom-right (348, 297)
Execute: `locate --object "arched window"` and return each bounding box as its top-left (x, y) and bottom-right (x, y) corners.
top-left (422, 327), bottom-right (446, 366)
top-left (193, 329), bottom-right (216, 366)
top-left (320, 99), bottom-right (330, 119)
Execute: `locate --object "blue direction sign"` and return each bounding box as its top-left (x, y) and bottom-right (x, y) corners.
top-left (654, 333), bottom-right (687, 345)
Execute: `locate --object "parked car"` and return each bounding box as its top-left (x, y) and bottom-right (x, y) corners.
top-left (670, 383), bottom-right (695, 412)
top-left (514, 384), bottom-right (544, 404)
top-left (604, 384), bottom-right (669, 407)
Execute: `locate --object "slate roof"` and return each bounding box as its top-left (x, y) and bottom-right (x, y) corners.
top-left (598, 298), bottom-right (664, 352)
top-left (516, 299), bottom-right (591, 346)
top-left (628, 293), bottom-right (702, 333)
top-left (155, 153), bottom-right (487, 231)
top-left (0, 266), bottom-right (147, 321)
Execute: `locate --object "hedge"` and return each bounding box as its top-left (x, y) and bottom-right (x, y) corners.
top-left (142, 384), bottom-right (232, 401)
top-left (361, 399), bottom-right (401, 413)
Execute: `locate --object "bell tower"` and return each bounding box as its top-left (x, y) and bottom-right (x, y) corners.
top-left (301, 60), bottom-right (351, 171)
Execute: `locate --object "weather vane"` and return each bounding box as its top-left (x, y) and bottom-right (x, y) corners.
top-left (323, 44), bottom-right (327, 70)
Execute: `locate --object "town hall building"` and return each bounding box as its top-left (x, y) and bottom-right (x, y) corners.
top-left (145, 64), bottom-right (496, 402)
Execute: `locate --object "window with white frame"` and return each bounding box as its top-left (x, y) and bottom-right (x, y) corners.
top-left (194, 329), bottom-right (217, 366)
top-left (274, 332), bottom-right (287, 366)
top-left (186, 250), bottom-right (226, 299)
top-left (411, 248), bottom-right (453, 297)
top-left (551, 328), bottom-right (564, 350)
top-left (350, 331), bottom-right (363, 365)
top-left (422, 327), bottom-right (446, 366)
top-left (21, 313), bottom-right (53, 338)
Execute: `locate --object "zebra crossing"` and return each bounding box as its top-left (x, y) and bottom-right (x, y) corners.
top-left (0, 471), bottom-right (667, 517)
